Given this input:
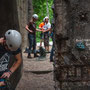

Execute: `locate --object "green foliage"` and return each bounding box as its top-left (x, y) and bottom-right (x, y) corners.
top-left (33, 0), bottom-right (53, 25)
top-left (32, 0), bottom-right (53, 42)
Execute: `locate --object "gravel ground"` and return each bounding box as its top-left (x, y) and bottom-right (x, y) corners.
top-left (16, 52), bottom-right (55, 90)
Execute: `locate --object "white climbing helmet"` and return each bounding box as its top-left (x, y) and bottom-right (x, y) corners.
top-left (43, 18), bottom-right (45, 22)
top-left (32, 14), bottom-right (38, 20)
top-left (45, 16), bottom-right (49, 19)
top-left (5, 30), bottom-right (22, 51)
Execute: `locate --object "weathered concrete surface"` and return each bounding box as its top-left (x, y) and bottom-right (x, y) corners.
top-left (54, 0), bottom-right (90, 90)
top-left (16, 53), bottom-right (55, 90)
top-left (17, 0), bottom-right (30, 51)
top-left (0, 0), bottom-right (19, 37)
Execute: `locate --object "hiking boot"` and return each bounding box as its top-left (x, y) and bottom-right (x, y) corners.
top-left (27, 55), bottom-right (32, 58)
top-left (50, 60), bottom-right (53, 62)
top-left (34, 54), bottom-right (39, 57)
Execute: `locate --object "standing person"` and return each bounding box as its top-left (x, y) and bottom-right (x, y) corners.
top-left (50, 32), bottom-right (54, 62)
top-left (43, 16), bottom-right (51, 52)
top-left (50, 17), bottom-right (55, 62)
top-left (0, 30), bottom-right (22, 89)
top-left (39, 18), bottom-right (45, 47)
top-left (25, 14), bottom-right (39, 58)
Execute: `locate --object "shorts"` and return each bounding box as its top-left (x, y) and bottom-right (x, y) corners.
top-left (40, 33), bottom-right (44, 39)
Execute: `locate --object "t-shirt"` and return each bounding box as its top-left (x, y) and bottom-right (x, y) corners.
top-left (39, 22), bottom-right (45, 29)
top-left (0, 44), bottom-right (21, 72)
top-left (39, 22), bottom-right (45, 37)
top-left (43, 22), bottom-right (51, 34)
top-left (28, 21), bottom-right (36, 35)
top-left (43, 22), bottom-right (51, 31)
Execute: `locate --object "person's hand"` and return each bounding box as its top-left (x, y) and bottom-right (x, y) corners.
top-left (0, 81), bottom-right (5, 86)
top-left (42, 30), bottom-right (46, 33)
top-left (0, 37), bottom-right (5, 43)
top-left (0, 72), bottom-right (12, 79)
top-left (40, 29), bottom-right (43, 32)
top-left (29, 30), bottom-right (33, 33)
top-left (0, 71), bottom-right (12, 87)
top-left (42, 28), bottom-right (45, 30)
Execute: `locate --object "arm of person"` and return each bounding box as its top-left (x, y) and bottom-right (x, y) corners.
top-left (10, 53), bottom-right (22, 73)
top-left (43, 28), bottom-right (51, 33)
top-left (36, 28), bottom-right (42, 32)
top-left (1, 53), bottom-right (22, 79)
top-left (25, 25), bottom-right (33, 33)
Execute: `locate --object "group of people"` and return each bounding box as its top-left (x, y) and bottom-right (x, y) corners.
top-left (25, 14), bottom-right (52, 59)
top-left (0, 14), bottom-right (54, 89)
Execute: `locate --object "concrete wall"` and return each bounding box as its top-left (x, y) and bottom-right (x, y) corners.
top-left (54, 0), bottom-right (90, 90)
top-left (0, 0), bottom-right (19, 36)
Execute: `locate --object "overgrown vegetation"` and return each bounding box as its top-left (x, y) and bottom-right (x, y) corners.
top-left (32, 0), bottom-right (53, 42)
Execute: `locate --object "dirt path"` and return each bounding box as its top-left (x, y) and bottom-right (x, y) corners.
top-left (16, 52), bottom-right (55, 90)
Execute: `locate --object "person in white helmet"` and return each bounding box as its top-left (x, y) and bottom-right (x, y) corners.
top-left (25, 14), bottom-right (40, 58)
top-left (39, 18), bottom-right (45, 47)
top-left (43, 16), bottom-right (51, 52)
top-left (0, 30), bottom-right (22, 89)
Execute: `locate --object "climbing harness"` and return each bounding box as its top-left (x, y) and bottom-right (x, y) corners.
top-left (0, 78), bottom-right (12, 90)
